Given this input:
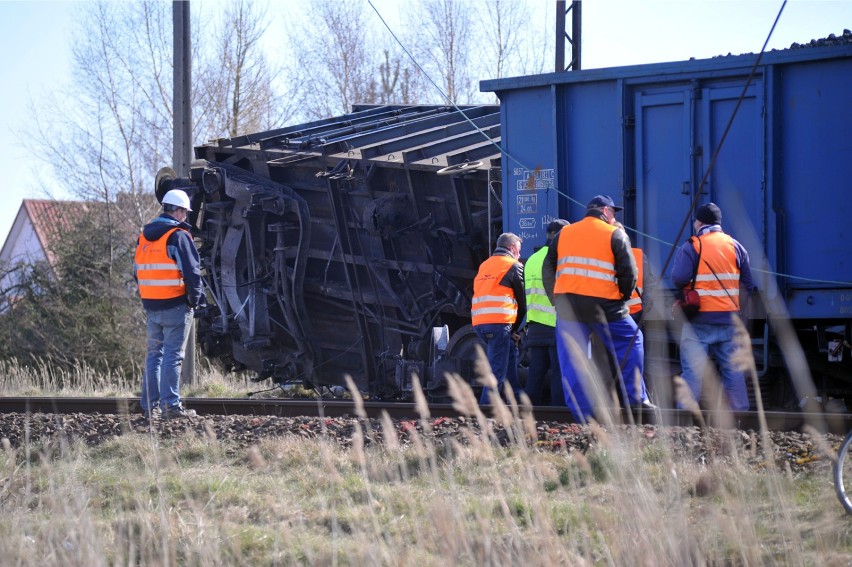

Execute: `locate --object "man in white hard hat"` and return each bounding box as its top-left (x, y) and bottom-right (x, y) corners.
top-left (134, 188), bottom-right (204, 420)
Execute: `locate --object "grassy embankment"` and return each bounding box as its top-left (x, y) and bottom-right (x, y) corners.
top-left (0, 358), bottom-right (850, 565)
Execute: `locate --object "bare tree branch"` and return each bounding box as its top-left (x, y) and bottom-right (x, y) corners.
top-left (408, 0), bottom-right (475, 105)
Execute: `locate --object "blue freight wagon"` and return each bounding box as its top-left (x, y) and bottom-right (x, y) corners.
top-left (482, 37), bottom-right (852, 408)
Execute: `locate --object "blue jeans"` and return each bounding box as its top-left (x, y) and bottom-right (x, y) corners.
top-left (141, 304), bottom-right (193, 413)
top-left (556, 317), bottom-right (648, 421)
top-left (679, 322), bottom-right (749, 411)
top-left (525, 344), bottom-right (564, 406)
top-left (475, 323), bottom-right (521, 404)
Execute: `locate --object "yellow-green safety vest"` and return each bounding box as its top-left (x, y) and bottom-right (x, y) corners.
top-left (524, 245), bottom-right (556, 327)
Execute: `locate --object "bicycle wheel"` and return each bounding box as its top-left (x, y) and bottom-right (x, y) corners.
top-left (835, 430), bottom-right (852, 515)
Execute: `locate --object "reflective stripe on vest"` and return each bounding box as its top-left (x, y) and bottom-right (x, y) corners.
top-left (554, 216), bottom-right (621, 300)
top-left (135, 227), bottom-right (187, 300)
top-left (524, 246), bottom-right (556, 326)
top-left (472, 255), bottom-right (518, 325)
top-left (628, 247), bottom-right (644, 315)
top-left (692, 232), bottom-right (740, 312)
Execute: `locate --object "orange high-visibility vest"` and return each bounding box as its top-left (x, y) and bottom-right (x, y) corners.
top-left (135, 227), bottom-right (187, 300)
top-left (471, 255), bottom-right (518, 325)
top-left (692, 231), bottom-right (740, 312)
top-left (626, 248), bottom-right (644, 315)
top-left (554, 217), bottom-right (621, 300)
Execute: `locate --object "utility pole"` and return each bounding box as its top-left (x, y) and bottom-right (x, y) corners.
top-left (173, 1), bottom-right (195, 383)
top-left (555, 1), bottom-right (582, 72)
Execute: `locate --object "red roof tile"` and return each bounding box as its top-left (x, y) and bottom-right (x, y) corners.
top-left (22, 200), bottom-right (93, 266)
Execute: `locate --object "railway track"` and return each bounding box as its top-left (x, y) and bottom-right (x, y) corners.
top-left (0, 396), bottom-right (849, 434)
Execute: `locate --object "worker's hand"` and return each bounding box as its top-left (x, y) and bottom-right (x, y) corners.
top-left (511, 332), bottom-right (521, 344)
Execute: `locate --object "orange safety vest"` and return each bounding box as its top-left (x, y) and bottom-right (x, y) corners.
top-left (471, 255), bottom-right (518, 325)
top-left (692, 231), bottom-right (740, 312)
top-left (626, 248), bottom-right (644, 315)
top-left (135, 227), bottom-right (187, 300)
top-left (554, 217), bottom-right (621, 300)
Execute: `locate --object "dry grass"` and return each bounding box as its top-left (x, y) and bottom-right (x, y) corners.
top-left (0, 368), bottom-right (850, 566)
top-left (0, 358), bottom-right (255, 399)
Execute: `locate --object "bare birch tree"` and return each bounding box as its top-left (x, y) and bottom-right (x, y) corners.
top-left (368, 50), bottom-right (426, 106)
top-left (515, 1), bottom-right (554, 76)
top-left (288, 0), bottom-right (375, 119)
top-left (290, 0), bottom-right (427, 118)
top-left (407, 0), bottom-right (476, 105)
top-left (29, 1), bottom-right (178, 231)
top-left (13, 0), bottom-right (294, 372)
top-left (479, 0), bottom-right (531, 80)
top-left (196, 0), bottom-right (298, 138)
top-left (291, 0), bottom-right (378, 118)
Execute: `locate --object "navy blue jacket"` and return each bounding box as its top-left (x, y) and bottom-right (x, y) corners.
top-left (135, 213), bottom-right (204, 311)
top-left (486, 246), bottom-right (527, 334)
top-left (671, 224), bottom-right (757, 324)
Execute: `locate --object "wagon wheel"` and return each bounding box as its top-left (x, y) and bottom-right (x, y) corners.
top-left (444, 324), bottom-right (486, 392)
top-left (155, 166), bottom-right (178, 203)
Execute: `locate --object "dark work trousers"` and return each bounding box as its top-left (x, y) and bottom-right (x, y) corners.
top-left (525, 342), bottom-right (564, 406)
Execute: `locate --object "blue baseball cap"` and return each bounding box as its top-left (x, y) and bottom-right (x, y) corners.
top-left (587, 195), bottom-right (623, 212)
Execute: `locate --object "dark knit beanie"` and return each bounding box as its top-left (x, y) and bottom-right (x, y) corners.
top-left (695, 203), bottom-right (722, 225)
top-left (546, 219), bottom-right (570, 236)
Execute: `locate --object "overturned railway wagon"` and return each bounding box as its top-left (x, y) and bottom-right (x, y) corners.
top-left (180, 106), bottom-right (502, 398)
top-left (179, 35), bottom-right (852, 407)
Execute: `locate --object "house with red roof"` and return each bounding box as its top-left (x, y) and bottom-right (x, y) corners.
top-left (0, 200), bottom-right (92, 304)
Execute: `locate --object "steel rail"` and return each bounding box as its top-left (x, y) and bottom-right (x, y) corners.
top-left (0, 396), bottom-right (848, 434)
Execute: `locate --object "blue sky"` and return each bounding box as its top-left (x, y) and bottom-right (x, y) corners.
top-left (1, 0), bottom-right (851, 248)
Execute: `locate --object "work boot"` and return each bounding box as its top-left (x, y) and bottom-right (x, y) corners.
top-left (142, 406), bottom-right (162, 420)
top-left (162, 405), bottom-right (197, 419)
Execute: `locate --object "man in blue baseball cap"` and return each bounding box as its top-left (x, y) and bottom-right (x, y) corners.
top-left (586, 194), bottom-right (624, 212)
top-left (541, 195), bottom-right (651, 422)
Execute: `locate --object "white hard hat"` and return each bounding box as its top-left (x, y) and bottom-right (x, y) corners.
top-left (162, 189), bottom-right (192, 211)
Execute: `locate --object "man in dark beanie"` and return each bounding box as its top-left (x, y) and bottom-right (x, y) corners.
top-left (694, 203), bottom-right (722, 225)
top-left (672, 201), bottom-right (757, 411)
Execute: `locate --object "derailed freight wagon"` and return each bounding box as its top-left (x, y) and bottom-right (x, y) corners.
top-left (481, 35), bottom-right (852, 409)
top-left (176, 106), bottom-right (503, 398)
